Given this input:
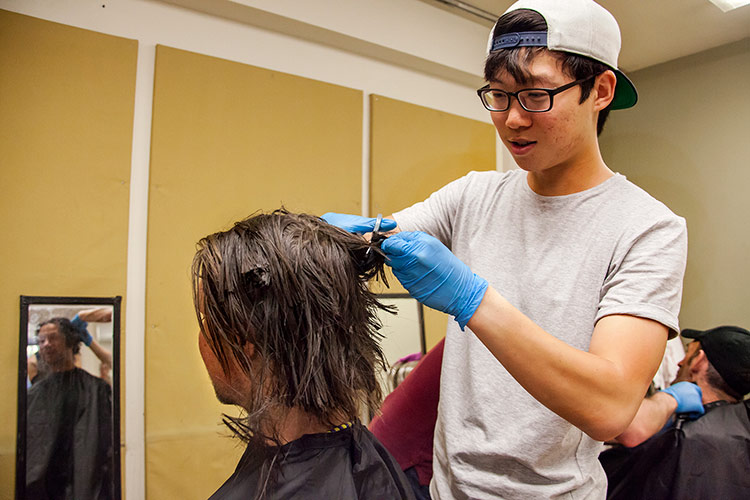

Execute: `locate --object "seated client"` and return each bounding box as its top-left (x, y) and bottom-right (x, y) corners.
top-left (192, 209), bottom-right (415, 499)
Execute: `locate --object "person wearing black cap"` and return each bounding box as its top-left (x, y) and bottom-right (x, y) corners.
top-left (681, 325), bottom-right (750, 398)
top-left (600, 325), bottom-right (750, 498)
top-left (321, 0), bottom-right (688, 498)
top-left (614, 325), bottom-right (750, 448)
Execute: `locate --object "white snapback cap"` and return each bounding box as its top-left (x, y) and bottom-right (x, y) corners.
top-left (487, 0), bottom-right (637, 110)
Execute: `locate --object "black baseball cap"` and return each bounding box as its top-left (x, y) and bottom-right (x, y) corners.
top-left (682, 325), bottom-right (750, 397)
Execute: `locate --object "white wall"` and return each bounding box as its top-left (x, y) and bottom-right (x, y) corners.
top-left (600, 37), bottom-right (750, 334)
top-left (0, 0), bottom-right (502, 496)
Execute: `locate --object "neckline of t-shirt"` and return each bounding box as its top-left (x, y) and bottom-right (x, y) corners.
top-left (520, 171), bottom-right (625, 203)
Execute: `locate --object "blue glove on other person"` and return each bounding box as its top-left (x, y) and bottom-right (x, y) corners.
top-left (381, 231), bottom-right (488, 330)
top-left (661, 381), bottom-right (704, 419)
top-left (71, 314), bottom-right (93, 347)
top-left (321, 213), bottom-right (397, 234)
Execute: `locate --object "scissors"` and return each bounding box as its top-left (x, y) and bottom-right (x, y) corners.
top-left (366, 214), bottom-right (387, 259)
top-left (372, 214), bottom-right (383, 238)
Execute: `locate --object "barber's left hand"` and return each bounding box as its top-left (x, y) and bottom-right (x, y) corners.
top-left (381, 231), bottom-right (488, 330)
top-left (71, 314), bottom-right (93, 347)
top-left (661, 381), bottom-right (704, 419)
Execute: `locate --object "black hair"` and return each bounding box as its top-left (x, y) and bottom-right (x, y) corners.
top-left (192, 209), bottom-right (393, 450)
top-left (485, 9), bottom-right (612, 135)
top-left (705, 356), bottom-right (743, 401)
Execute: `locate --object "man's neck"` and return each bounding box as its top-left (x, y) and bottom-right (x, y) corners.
top-left (700, 384), bottom-right (738, 405)
top-left (274, 408), bottom-right (349, 444)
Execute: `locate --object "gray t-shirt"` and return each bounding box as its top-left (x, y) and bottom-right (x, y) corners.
top-left (393, 169), bottom-right (688, 500)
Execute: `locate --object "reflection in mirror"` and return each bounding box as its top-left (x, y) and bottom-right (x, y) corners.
top-left (373, 294), bottom-right (426, 410)
top-left (376, 294), bottom-right (426, 368)
top-left (17, 296), bottom-right (121, 500)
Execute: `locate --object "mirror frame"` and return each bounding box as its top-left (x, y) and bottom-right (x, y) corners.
top-left (16, 295), bottom-right (122, 500)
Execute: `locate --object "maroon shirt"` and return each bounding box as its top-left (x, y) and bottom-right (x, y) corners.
top-left (370, 338), bottom-right (444, 487)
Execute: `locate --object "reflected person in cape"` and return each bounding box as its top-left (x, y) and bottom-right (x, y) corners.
top-left (28, 308), bottom-right (113, 386)
top-left (26, 313), bottom-right (113, 500)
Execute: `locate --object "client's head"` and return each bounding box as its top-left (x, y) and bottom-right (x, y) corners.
top-left (192, 209), bottom-right (390, 446)
top-left (36, 317), bottom-right (81, 371)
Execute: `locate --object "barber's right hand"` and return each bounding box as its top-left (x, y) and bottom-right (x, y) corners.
top-left (660, 382), bottom-right (704, 419)
top-left (321, 213), bottom-right (397, 235)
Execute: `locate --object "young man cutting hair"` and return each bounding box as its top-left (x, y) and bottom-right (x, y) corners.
top-left (324, 1), bottom-right (687, 498)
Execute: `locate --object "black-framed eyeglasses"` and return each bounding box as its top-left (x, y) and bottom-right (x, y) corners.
top-left (476, 75), bottom-right (596, 113)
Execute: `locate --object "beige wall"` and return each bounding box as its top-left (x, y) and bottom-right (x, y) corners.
top-left (0, 10), bottom-right (136, 497)
top-left (369, 95), bottom-right (497, 349)
top-left (145, 45), bottom-right (364, 499)
top-left (600, 38), bottom-right (750, 331)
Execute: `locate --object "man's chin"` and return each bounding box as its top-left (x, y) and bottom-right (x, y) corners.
top-left (213, 385), bottom-right (239, 406)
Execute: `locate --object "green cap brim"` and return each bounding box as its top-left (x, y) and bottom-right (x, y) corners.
top-left (611, 69), bottom-right (638, 110)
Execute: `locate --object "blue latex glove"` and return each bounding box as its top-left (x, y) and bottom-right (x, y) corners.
top-left (321, 213), bottom-right (397, 234)
top-left (71, 314), bottom-right (93, 347)
top-left (381, 231), bottom-right (488, 330)
top-left (661, 381), bottom-right (704, 419)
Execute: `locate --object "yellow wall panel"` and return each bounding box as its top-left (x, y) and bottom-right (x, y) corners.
top-left (147, 434), bottom-right (244, 500)
top-left (370, 94), bottom-right (496, 218)
top-left (146, 45), bottom-right (362, 498)
top-left (369, 94), bottom-right (496, 349)
top-left (0, 10), bottom-right (136, 497)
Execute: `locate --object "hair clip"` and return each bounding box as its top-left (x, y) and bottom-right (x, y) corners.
top-left (241, 266), bottom-right (270, 291)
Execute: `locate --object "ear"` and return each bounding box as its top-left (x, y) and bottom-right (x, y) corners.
top-left (593, 70), bottom-right (617, 111)
top-left (690, 349), bottom-right (710, 376)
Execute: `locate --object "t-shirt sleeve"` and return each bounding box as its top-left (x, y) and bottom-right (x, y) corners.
top-left (597, 214), bottom-right (688, 338)
top-left (391, 172), bottom-right (476, 248)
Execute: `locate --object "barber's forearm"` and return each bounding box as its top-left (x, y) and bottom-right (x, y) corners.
top-left (614, 392), bottom-right (677, 447)
top-left (77, 307), bottom-right (112, 323)
top-left (89, 339), bottom-right (113, 367)
top-left (466, 287), bottom-right (659, 442)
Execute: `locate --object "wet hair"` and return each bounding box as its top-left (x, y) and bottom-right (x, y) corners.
top-left (485, 9), bottom-right (612, 135)
top-left (36, 317), bottom-right (81, 355)
top-left (192, 209), bottom-right (393, 448)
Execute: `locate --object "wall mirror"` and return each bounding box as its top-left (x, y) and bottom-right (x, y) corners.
top-left (376, 293), bottom-right (426, 366)
top-left (374, 293), bottom-right (426, 405)
top-left (16, 296), bottom-right (121, 500)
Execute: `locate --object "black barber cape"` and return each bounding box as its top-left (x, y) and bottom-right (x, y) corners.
top-left (26, 367), bottom-right (113, 500)
top-left (600, 400), bottom-right (750, 499)
top-left (209, 421), bottom-right (415, 499)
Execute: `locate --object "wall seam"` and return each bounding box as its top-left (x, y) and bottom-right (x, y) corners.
top-left (362, 91), bottom-right (371, 217)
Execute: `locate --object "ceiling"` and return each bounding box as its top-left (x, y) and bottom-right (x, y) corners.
top-left (420, 0), bottom-right (750, 72)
